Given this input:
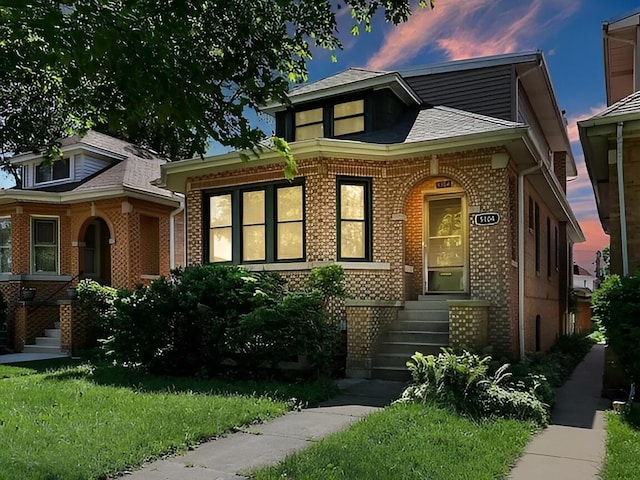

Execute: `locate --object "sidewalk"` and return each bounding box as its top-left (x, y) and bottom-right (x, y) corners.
top-left (509, 343), bottom-right (609, 480)
top-left (120, 378), bottom-right (404, 479)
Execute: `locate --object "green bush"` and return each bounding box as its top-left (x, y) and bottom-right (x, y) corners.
top-left (78, 265), bottom-right (340, 379)
top-left (400, 350), bottom-right (549, 425)
top-left (592, 273), bottom-right (640, 383)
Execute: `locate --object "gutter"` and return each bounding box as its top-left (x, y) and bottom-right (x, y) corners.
top-left (617, 122), bottom-right (629, 275)
top-left (518, 159), bottom-right (543, 360)
top-left (169, 197), bottom-right (185, 270)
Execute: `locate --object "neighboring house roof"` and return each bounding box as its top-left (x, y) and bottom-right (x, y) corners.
top-left (589, 90), bottom-right (640, 119)
top-left (345, 106), bottom-right (524, 144)
top-left (603, 11), bottom-right (640, 105)
top-left (2, 131), bottom-right (181, 206)
top-left (578, 90), bottom-right (640, 232)
top-left (573, 264), bottom-right (594, 277)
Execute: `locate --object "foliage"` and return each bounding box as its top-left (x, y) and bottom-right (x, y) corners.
top-left (592, 273), bottom-right (640, 382)
top-left (0, 289), bottom-right (7, 326)
top-left (1, 0), bottom-right (434, 173)
top-left (400, 349), bottom-right (549, 425)
top-left (253, 402), bottom-right (534, 480)
top-left (304, 264), bottom-right (346, 300)
top-left (602, 404), bottom-right (640, 480)
top-left (80, 265), bottom-right (339, 378)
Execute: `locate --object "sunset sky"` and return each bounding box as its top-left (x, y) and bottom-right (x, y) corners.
top-left (292, 0), bottom-right (635, 272)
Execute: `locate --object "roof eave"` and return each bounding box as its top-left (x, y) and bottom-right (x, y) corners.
top-left (262, 72), bottom-right (421, 115)
top-left (10, 143), bottom-right (127, 164)
top-left (159, 127), bottom-right (530, 192)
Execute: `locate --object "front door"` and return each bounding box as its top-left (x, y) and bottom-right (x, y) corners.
top-left (424, 195), bottom-right (467, 293)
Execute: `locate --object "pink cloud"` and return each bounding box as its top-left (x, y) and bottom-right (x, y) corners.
top-left (367, 0), bottom-right (580, 70)
top-left (573, 216), bottom-right (609, 270)
top-left (566, 105), bottom-right (605, 144)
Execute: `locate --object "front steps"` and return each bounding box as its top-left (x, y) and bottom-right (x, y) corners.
top-left (22, 322), bottom-right (62, 354)
top-left (371, 297), bottom-right (451, 381)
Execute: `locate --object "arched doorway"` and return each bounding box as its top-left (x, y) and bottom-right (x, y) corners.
top-left (80, 218), bottom-right (111, 285)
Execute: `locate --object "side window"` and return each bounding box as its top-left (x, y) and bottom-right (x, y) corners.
top-left (32, 217), bottom-right (59, 274)
top-left (0, 218), bottom-right (11, 273)
top-left (333, 99), bottom-right (364, 136)
top-left (337, 178), bottom-right (372, 261)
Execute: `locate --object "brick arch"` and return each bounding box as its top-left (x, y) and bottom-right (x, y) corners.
top-left (73, 212), bottom-right (115, 242)
top-left (391, 162), bottom-right (481, 215)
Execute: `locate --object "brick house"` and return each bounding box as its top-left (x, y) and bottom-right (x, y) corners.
top-left (159, 51), bottom-right (584, 379)
top-left (579, 11), bottom-right (640, 276)
top-left (1, 131), bottom-right (184, 354)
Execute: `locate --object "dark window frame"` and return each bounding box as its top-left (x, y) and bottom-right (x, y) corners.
top-left (534, 202), bottom-right (540, 274)
top-left (203, 180), bottom-right (306, 265)
top-left (337, 176), bottom-right (373, 262)
top-left (546, 216), bottom-right (551, 279)
top-left (291, 95), bottom-right (369, 142)
top-left (31, 216), bottom-right (59, 274)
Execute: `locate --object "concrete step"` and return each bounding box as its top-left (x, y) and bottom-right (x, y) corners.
top-left (404, 300), bottom-right (449, 311)
top-left (34, 336), bottom-right (61, 347)
top-left (22, 345), bottom-right (62, 354)
top-left (377, 342), bottom-right (447, 356)
top-left (385, 330), bottom-right (449, 344)
top-left (397, 309), bottom-right (448, 321)
top-left (44, 328), bottom-right (61, 339)
top-left (392, 319), bottom-right (449, 332)
top-left (371, 366), bottom-right (411, 382)
top-left (418, 294), bottom-right (469, 301)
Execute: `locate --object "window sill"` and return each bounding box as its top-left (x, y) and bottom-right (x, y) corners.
top-left (242, 261), bottom-right (391, 272)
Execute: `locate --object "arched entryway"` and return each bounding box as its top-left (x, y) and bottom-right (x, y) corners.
top-left (79, 217), bottom-right (112, 285)
top-left (405, 176), bottom-right (469, 298)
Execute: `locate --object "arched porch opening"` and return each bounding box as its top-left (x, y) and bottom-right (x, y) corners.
top-left (78, 217), bottom-right (112, 285)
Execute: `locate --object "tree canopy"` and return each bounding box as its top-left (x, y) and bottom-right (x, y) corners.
top-left (1, 0), bottom-right (433, 176)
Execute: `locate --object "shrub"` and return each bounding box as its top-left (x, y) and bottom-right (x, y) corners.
top-left (78, 265), bottom-right (339, 379)
top-left (592, 273), bottom-right (640, 383)
top-left (400, 350), bottom-right (549, 425)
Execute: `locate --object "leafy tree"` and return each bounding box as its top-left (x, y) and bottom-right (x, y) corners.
top-left (1, 0), bottom-right (434, 178)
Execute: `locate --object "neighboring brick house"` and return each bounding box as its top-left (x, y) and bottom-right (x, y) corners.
top-left (1, 131), bottom-right (184, 354)
top-left (159, 51), bottom-right (584, 379)
top-left (572, 264), bottom-right (595, 334)
top-left (579, 11), bottom-right (640, 276)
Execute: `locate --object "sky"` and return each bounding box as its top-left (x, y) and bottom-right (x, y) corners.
top-left (288, 0), bottom-right (637, 272)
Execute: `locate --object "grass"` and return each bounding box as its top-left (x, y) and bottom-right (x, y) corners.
top-left (252, 402), bottom-right (535, 480)
top-left (601, 403), bottom-right (640, 480)
top-left (0, 360), bottom-right (336, 480)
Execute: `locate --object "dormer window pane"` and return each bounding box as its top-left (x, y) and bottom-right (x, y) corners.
top-left (35, 158), bottom-right (70, 184)
top-left (295, 107), bottom-right (323, 141)
top-left (335, 116), bottom-right (365, 136)
top-left (333, 100), bottom-right (364, 136)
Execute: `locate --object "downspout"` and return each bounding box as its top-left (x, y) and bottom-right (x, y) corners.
top-left (617, 122), bottom-right (629, 276)
top-left (169, 196), bottom-right (185, 270)
top-left (518, 160), bottom-right (543, 360)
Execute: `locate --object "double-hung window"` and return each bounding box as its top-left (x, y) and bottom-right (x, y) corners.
top-left (206, 182), bottom-right (305, 264)
top-left (0, 218), bottom-right (10, 273)
top-left (35, 158), bottom-right (70, 184)
top-left (333, 100), bottom-right (364, 136)
top-left (32, 217), bottom-right (59, 274)
top-left (295, 108), bottom-right (323, 141)
top-left (337, 177), bottom-right (372, 261)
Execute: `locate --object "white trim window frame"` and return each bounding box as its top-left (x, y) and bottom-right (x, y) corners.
top-left (0, 217), bottom-right (11, 273)
top-left (31, 216), bottom-right (60, 274)
top-left (34, 157), bottom-right (72, 185)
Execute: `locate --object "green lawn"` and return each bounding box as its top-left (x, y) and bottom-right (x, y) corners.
top-left (253, 402), bottom-right (535, 480)
top-left (0, 360), bottom-right (335, 480)
top-left (601, 404), bottom-right (640, 480)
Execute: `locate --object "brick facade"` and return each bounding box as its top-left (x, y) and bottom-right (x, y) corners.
top-left (0, 196), bottom-right (182, 352)
top-left (182, 147), bottom-right (571, 367)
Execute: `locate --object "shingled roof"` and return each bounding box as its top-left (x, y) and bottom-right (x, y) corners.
top-left (590, 90), bottom-right (640, 119)
top-left (288, 68), bottom-right (389, 97)
top-left (343, 106), bottom-right (524, 144)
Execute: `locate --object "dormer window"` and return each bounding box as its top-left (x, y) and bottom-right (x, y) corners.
top-left (35, 158), bottom-right (70, 184)
top-left (333, 99), bottom-right (364, 136)
top-left (295, 108), bottom-right (324, 141)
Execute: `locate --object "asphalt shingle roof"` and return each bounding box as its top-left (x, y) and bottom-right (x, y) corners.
top-left (288, 68), bottom-right (389, 97)
top-left (344, 106), bottom-right (524, 144)
top-left (592, 90), bottom-right (640, 118)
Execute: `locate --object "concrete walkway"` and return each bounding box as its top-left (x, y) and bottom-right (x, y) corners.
top-left (509, 344), bottom-right (609, 480)
top-left (120, 378), bottom-right (404, 479)
top-left (0, 352), bottom-right (71, 364)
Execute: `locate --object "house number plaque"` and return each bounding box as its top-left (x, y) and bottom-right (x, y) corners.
top-left (435, 180), bottom-right (452, 189)
top-left (473, 212), bottom-right (500, 226)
